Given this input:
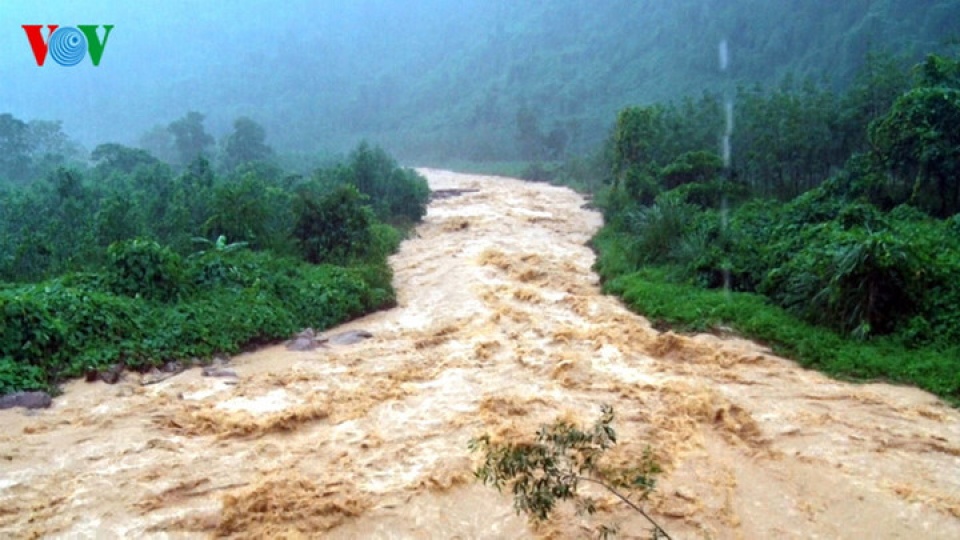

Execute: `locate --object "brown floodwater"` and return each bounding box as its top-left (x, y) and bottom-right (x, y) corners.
top-left (2, 169), bottom-right (959, 539)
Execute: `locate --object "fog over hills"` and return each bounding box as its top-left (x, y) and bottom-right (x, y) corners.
top-left (2, 0), bottom-right (957, 161)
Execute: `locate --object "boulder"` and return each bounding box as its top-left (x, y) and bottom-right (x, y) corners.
top-left (202, 366), bottom-right (238, 378)
top-left (99, 364), bottom-right (124, 384)
top-left (0, 391), bottom-right (53, 410)
top-left (328, 330), bottom-right (374, 345)
top-left (286, 336), bottom-right (319, 351)
top-left (285, 328), bottom-right (329, 351)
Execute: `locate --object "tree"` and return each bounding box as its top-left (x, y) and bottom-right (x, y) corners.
top-left (543, 126), bottom-right (570, 160)
top-left (222, 116), bottom-right (273, 171)
top-left (0, 113), bottom-right (34, 184)
top-left (660, 151), bottom-right (724, 189)
top-left (91, 143), bottom-right (161, 175)
top-left (839, 52), bottom-right (910, 153)
top-left (869, 54), bottom-right (960, 216)
top-left (202, 174), bottom-right (273, 249)
top-left (612, 106), bottom-right (665, 181)
top-left (167, 111), bottom-right (214, 167)
top-left (345, 142), bottom-right (429, 223)
top-left (26, 120), bottom-right (81, 170)
top-left (138, 124), bottom-right (178, 164)
top-left (293, 185), bottom-right (373, 264)
top-left (516, 106), bottom-right (545, 161)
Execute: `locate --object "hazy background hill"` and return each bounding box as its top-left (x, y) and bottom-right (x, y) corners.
top-left (2, 0), bottom-right (957, 161)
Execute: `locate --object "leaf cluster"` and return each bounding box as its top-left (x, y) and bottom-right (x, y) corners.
top-left (469, 406), bottom-right (668, 539)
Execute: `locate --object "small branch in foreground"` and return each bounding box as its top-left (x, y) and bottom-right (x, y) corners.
top-left (574, 475), bottom-right (672, 540)
top-left (469, 404), bottom-right (671, 539)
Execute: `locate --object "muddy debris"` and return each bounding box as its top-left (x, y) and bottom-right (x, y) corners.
top-left (429, 188), bottom-right (479, 201)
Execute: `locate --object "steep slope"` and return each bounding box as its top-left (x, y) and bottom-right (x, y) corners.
top-left (4, 1), bottom-right (958, 160)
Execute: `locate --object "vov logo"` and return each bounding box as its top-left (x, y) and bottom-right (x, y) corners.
top-left (22, 25), bottom-right (114, 67)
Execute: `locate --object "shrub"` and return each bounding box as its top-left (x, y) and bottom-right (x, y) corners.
top-left (107, 238), bottom-right (185, 302)
top-left (659, 150), bottom-right (724, 189)
top-left (0, 250), bottom-right (395, 394)
top-left (294, 185), bottom-right (374, 265)
top-left (621, 194), bottom-right (698, 268)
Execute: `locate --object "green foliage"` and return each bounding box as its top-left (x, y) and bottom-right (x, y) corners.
top-left (0, 250), bottom-right (395, 394)
top-left (0, 358), bottom-right (47, 395)
top-left (620, 194), bottom-right (698, 268)
top-left (586, 50), bottom-right (960, 407)
top-left (869, 56), bottom-right (960, 216)
top-left (203, 174), bottom-right (283, 249)
top-left (0, 113), bottom-right (35, 184)
top-left (659, 151), bottom-right (724, 190)
top-left (470, 405), bottom-right (669, 539)
top-left (621, 166), bottom-right (661, 206)
top-left (0, 133), bottom-right (421, 395)
top-left (344, 142), bottom-right (430, 223)
top-left (613, 106), bottom-right (666, 179)
top-left (762, 223), bottom-right (923, 337)
top-left (601, 268), bottom-right (960, 405)
top-left (107, 239), bottom-right (185, 302)
top-left (294, 185), bottom-right (375, 265)
top-left (669, 180), bottom-right (750, 210)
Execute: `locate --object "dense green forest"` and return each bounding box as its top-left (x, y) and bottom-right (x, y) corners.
top-left (0, 112), bottom-right (429, 395)
top-left (553, 50), bottom-right (960, 404)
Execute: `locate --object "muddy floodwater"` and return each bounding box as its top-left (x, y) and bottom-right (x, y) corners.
top-left (2, 169), bottom-right (960, 539)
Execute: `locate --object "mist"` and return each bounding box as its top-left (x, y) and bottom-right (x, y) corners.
top-left (2, 0), bottom-right (957, 162)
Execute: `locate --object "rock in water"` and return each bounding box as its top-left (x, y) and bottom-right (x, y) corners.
top-left (0, 391), bottom-right (53, 410)
top-left (328, 330), bottom-right (374, 345)
top-left (161, 360), bottom-right (184, 373)
top-left (99, 364), bottom-right (124, 384)
top-left (286, 336), bottom-right (318, 351)
top-left (285, 327), bottom-right (331, 351)
top-left (202, 366), bottom-right (238, 378)
top-left (295, 328), bottom-right (317, 339)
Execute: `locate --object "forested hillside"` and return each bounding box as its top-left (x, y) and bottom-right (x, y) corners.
top-left (2, 1), bottom-right (957, 162)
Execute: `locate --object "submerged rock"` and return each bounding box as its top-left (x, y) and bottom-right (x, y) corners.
top-left (161, 360), bottom-right (184, 373)
top-left (285, 328), bottom-right (330, 351)
top-left (0, 391), bottom-right (53, 410)
top-left (286, 336), bottom-right (321, 351)
top-left (328, 330), bottom-right (374, 345)
top-left (202, 366), bottom-right (238, 378)
top-left (99, 364), bottom-right (125, 384)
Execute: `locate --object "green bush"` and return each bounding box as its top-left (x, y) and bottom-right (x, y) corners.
top-left (107, 239), bottom-right (185, 302)
top-left (762, 224), bottom-right (923, 337)
top-left (669, 179), bottom-right (750, 209)
top-left (602, 268), bottom-right (960, 405)
top-left (344, 142), bottom-right (430, 223)
top-left (659, 150), bottom-right (724, 190)
top-left (0, 250), bottom-right (395, 393)
top-left (620, 193), bottom-right (698, 268)
top-left (294, 185), bottom-right (375, 265)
